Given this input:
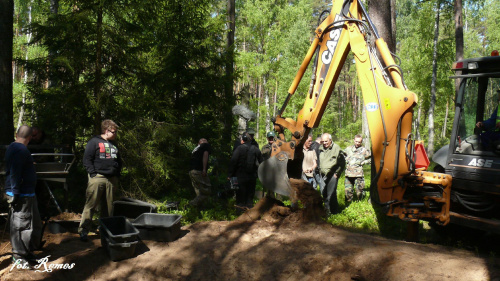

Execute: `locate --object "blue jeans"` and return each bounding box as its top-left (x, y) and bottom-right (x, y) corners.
top-left (301, 173), bottom-right (317, 189)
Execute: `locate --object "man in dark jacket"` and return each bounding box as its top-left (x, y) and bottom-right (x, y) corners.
top-left (188, 138), bottom-right (212, 206)
top-left (78, 119), bottom-right (122, 241)
top-left (228, 132), bottom-right (262, 207)
top-left (5, 125), bottom-right (42, 267)
top-left (247, 128), bottom-right (259, 149)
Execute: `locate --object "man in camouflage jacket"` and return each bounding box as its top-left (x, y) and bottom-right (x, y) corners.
top-left (344, 135), bottom-right (371, 203)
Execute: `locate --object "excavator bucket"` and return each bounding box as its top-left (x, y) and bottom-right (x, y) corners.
top-left (258, 151), bottom-right (292, 197)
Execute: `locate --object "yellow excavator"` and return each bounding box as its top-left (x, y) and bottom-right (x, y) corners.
top-left (258, 0), bottom-right (453, 225)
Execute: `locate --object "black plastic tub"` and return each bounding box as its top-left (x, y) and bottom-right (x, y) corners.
top-left (99, 216), bottom-right (139, 243)
top-left (101, 234), bottom-right (138, 261)
top-left (112, 198), bottom-right (158, 220)
top-left (47, 220), bottom-right (80, 234)
top-left (132, 213), bottom-right (182, 242)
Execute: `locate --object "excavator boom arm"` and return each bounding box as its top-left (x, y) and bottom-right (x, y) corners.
top-left (259, 0), bottom-right (452, 224)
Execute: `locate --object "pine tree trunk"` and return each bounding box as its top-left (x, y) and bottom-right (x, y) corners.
top-left (48, 0), bottom-right (59, 88)
top-left (391, 0), bottom-right (396, 51)
top-left (273, 80), bottom-right (278, 119)
top-left (454, 0), bottom-right (463, 61)
top-left (362, 105), bottom-right (370, 148)
top-left (454, 0), bottom-right (463, 97)
top-left (256, 78), bottom-right (262, 139)
top-left (223, 0), bottom-right (236, 155)
top-left (0, 0), bottom-right (14, 143)
top-left (428, 0), bottom-right (441, 157)
top-left (369, 0), bottom-right (395, 52)
top-left (93, 5), bottom-right (103, 134)
top-left (415, 104), bottom-right (421, 140)
top-left (441, 98), bottom-right (449, 138)
top-left (17, 3), bottom-right (33, 130)
top-left (265, 80), bottom-right (270, 133)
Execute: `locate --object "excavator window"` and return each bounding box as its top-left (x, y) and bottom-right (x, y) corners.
top-left (456, 77), bottom-right (500, 153)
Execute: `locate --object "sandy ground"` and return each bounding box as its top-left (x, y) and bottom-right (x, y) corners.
top-left (0, 199), bottom-right (499, 281)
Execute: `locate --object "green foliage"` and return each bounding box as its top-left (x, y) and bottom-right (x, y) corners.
top-left (12, 0), bottom-right (233, 203)
top-left (397, 0), bottom-right (456, 146)
top-left (326, 166), bottom-right (409, 238)
top-left (155, 186), bottom-right (239, 225)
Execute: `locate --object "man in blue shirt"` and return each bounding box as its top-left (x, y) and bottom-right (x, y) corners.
top-left (4, 125), bottom-right (42, 267)
top-left (476, 96), bottom-right (500, 149)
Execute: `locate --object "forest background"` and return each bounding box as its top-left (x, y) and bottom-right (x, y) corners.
top-left (0, 0), bottom-right (499, 218)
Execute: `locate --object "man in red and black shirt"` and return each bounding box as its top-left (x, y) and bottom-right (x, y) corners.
top-left (78, 119), bottom-right (122, 241)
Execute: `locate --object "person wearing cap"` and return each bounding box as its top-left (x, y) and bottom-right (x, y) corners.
top-left (261, 131), bottom-right (276, 160)
top-left (246, 128), bottom-right (259, 149)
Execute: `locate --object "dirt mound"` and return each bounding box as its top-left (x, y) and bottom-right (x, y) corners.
top-left (51, 212), bottom-right (82, 221)
top-left (235, 179), bottom-right (325, 226)
top-left (0, 217), bottom-right (498, 280)
top-left (0, 183), bottom-right (499, 280)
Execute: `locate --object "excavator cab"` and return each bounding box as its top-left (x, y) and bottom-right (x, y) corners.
top-left (432, 54), bottom-right (500, 233)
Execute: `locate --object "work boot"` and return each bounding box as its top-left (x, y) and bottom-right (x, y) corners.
top-left (79, 232), bottom-right (89, 242)
top-left (12, 256), bottom-right (36, 270)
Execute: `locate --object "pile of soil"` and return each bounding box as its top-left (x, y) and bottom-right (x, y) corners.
top-left (0, 186), bottom-right (498, 280)
top-left (51, 212), bottom-right (82, 221)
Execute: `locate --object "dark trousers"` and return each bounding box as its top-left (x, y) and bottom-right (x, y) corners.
top-left (9, 196), bottom-right (42, 259)
top-left (35, 181), bottom-right (50, 220)
top-left (313, 171), bottom-right (322, 190)
top-left (236, 177), bottom-right (256, 206)
top-left (321, 173), bottom-right (339, 215)
top-left (480, 131), bottom-right (500, 149)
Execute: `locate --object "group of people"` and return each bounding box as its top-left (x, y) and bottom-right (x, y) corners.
top-left (4, 120), bottom-right (122, 267)
top-left (188, 128), bottom-right (371, 215)
top-left (3, 119), bottom-right (370, 267)
top-left (301, 133), bottom-right (371, 215)
top-left (188, 128), bottom-right (263, 209)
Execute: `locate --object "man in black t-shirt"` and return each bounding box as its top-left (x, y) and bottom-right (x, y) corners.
top-left (188, 138), bottom-right (212, 206)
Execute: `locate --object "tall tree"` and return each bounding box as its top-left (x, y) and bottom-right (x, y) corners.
top-left (369, 0), bottom-right (395, 52)
top-left (427, 0), bottom-right (442, 157)
top-left (0, 0), bottom-right (14, 143)
top-left (224, 0), bottom-right (236, 149)
top-left (367, 0), bottom-right (394, 148)
top-left (454, 0), bottom-right (463, 61)
top-left (453, 0), bottom-right (463, 105)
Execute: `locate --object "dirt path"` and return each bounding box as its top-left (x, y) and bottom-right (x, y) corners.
top-left (0, 218), bottom-right (498, 281)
